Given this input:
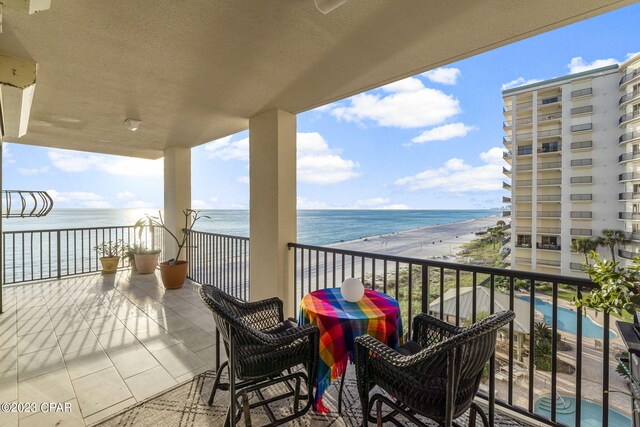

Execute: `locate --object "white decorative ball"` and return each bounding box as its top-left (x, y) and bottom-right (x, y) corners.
top-left (341, 278), bottom-right (365, 302)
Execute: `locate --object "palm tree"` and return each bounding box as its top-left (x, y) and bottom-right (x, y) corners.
top-left (496, 220), bottom-right (506, 229)
top-left (597, 229), bottom-right (629, 262)
top-left (571, 236), bottom-right (598, 265)
top-left (488, 226), bottom-right (505, 248)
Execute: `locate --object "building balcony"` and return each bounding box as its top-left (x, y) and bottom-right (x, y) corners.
top-left (515, 132), bottom-right (532, 141)
top-left (537, 178), bottom-right (561, 186)
top-left (538, 96), bottom-right (562, 106)
top-left (515, 195), bottom-right (532, 202)
top-left (619, 90), bottom-right (640, 107)
top-left (618, 152), bottom-right (640, 163)
top-left (619, 192), bottom-right (640, 201)
top-left (513, 256), bottom-right (532, 264)
top-left (570, 105), bottom-right (593, 116)
top-left (515, 163), bottom-right (533, 172)
top-left (503, 166), bottom-right (512, 177)
top-left (503, 121), bottom-right (512, 130)
top-left (537, 259), bottom-right (561, 268)
top-left (514, 226), bottom-right (532, 233)
top-left (536, 243), bottom-right (561, 251)
top-left (516, 210), bottom-right (532, 218)
top-left (571, 87), bottom-right (593, 99)
top-left (571, 211), bottom-right (592, 219)
top-left (537, 227), bottom-right (561, 234)
top-left (570, 228), bottom-right (593, 236)
top-left (619, 110), bottom-right (640, 126)
top-left (537, 112), bottom-right (562, 123)
top-left (619, 212), bottom-right (640, 220)
top-left (570, 176), bottom-right (592, 184)
top-left (537, 194), bottom-right (561, 202)
top-left (538, 161), bottom-right (561, 170)
top-left (503, 136), bottom-right (512, 149)
top-left (537, 143), bottom-right (562, 154)
top-left (515, 100), bottom-right (533, 111)
top-left (570, 158), bottom-right (592, 167)
top-left (517, 180), bottom-right (532, 187)
top-left (502, 196), bottom-right (511, 204)
top-left (537, 128), bottom-right (562, 139)
top-left (503, 151), bottom-right (512, 163)
top-left (515, 117), bottom-right (533, 126)
top-left (570, 262), bottom-right (585, 271)
top-left (502, 210), bottom-right (511, 217)
top-left (571, 140), bottom-right (593, 150)
top-left (570, 193), bottom-right (592, 202)
top-left (619, 131), bottom-right (640, 145)
top-left (619, 68), bottom-right (640, 88)
top-left (619, 248), bottom-right (638, 260)
top-left (570, 123), bottom-right (592, 133)
top-left (503, 181), bottom-right (512, 190)
top-left (619, 172), bottom-right (640, 182)
top-left (538, 211), bottom-right (561, 218)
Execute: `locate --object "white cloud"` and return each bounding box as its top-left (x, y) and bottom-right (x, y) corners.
top-left (355, 197), bottom-right (389, 207)
top-left (381, 77), bottom-right (425, 93)
top-left (203, 136), bottom-right (249, 161)
top-left (377, 204), bottom-right (409, 210)
top-left (331, 80), bottom-right (460, 128)
top-left (296, 196), bottom-right (409, 210)
top-left (206, 132), bottom-right (359, 185)
top-left (116, 191), bottom-right (135, 200)
top-left (395, 147), bottom-right (504, 193)
top-left (568, 56), bottom-right (619, 74)
top-left (48, 150), bottom-right (162, 177)
top-left (501, 77), bottom-right (542, 91)
top-left (192, 197), bottom-right (219, 209)
top-left (412, 123), bottom-right (476, 144)
top-left (422, 67), bottom-right (460, 85)
top-left (626, 52), bottom-right (640, 61)
top-left (17, 166), bottom-right (49, 175)
top-left (297, 155), bottom-right (359, 184)
top-left (47, 189), bottom-right (111, 208)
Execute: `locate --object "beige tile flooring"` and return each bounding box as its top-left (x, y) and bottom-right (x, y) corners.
top-left (0, 270), bottom-right (218, 426)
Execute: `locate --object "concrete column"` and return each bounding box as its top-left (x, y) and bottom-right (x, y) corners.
top-left (163, 147), bottom-right (191, 260)
top-left (249, 109), bottom-right (296, 316)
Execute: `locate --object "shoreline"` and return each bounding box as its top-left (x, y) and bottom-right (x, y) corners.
top-left (329, 215), bottom-right (501, 261)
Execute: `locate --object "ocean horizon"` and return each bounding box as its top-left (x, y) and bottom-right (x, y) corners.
top-left (4, 208), bottom-right (501, 246)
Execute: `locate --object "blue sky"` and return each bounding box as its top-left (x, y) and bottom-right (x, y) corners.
top-left (4, 3), bottom-right (640, 210)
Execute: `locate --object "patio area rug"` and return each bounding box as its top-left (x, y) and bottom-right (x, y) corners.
top-left (94, 368), bottom-right (533, 426)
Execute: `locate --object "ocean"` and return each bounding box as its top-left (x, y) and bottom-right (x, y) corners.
top-left (4, 208), bottom-right (500, 246)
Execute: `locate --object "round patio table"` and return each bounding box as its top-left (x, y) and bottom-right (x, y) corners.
top-left (299, 287), bottom-right (403, 413)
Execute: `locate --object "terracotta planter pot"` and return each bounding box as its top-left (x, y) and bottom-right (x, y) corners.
top-left (134, 253), bottom-right (160, 274)
top-left (100, 256), bottom-right (120, 274)
top-left (159, 260), bottom-right (189, 289)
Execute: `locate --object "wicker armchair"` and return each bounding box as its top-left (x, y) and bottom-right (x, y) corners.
top-left (199, 285), bottom-right (319, 427)
top-left (355, 310), bottom-right (515, 427)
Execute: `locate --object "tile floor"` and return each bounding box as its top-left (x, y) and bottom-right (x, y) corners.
top-left (0, 270), bottom-right (219, 426)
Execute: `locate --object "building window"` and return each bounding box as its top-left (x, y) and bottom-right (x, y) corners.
top-left (634, 184), bottom-right (640, 195)
top-left (517, 235), bottom-right (531, 247)
top-left (541, 235), bottom-right (558, 246)
top-left (541, 141), bottom-right (559, 152)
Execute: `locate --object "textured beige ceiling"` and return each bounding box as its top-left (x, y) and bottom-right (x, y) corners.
top-left (0, 0), bottom-right (634, 159)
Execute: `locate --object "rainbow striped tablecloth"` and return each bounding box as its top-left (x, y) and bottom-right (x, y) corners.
top-left (299, 288), bottom-right (403, 412)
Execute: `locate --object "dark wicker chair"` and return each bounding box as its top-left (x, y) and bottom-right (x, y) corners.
top-left (199, 285), bottom-right (319, 427)
top-left (355, 310), bottom-right (515, 427)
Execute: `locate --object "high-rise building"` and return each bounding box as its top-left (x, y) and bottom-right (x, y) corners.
top-left (502, 55), bottom-right (640, 276)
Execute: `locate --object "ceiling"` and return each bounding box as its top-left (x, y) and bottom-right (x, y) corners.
top-left (0, 0), bottom-right (634, 159)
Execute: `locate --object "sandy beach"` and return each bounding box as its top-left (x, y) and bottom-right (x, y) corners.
top-left (329, 215), bottom-right (501, 261)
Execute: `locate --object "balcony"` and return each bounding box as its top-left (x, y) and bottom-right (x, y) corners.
top-left (570, 123), bottom-right (592, 132)
top-left (571, 211), bottom-right (592, 219)
top-left (538, 161), bottom-right (561, 170)
top-left (536, 243), bottom-right (560, 251)
top-left (502, 196), bottom-right (512, 203)
top-left (503, 166), bottom-right (512, 177)
top-left (570, 262), bottom-right (585, 271)
top-left (517, 180), bottom-right (532, 187)
top-left (537, 143), bottom-right (562, 154)
top-left (537, 194), bottom-right (561, 202)
top-left (515, 195), bottom-right (532, 202)
top-left (538, 211), bottom-right (561, 218)
top-left (516, 163), bottom-right (533, 172)
top-left (503, 181), bottom-right (512, 190)
top-left (571, 140), bottom-right (593, 150)
top-left (619, 110), bottom-right (640, 126)
top-left (619, 90), bottom-right (640, 106)
top-left (570, 228), bottom-right (593, 236)
top-left (537, 112), bottom-right (562, 123)
top-left (537, 128), bottom-right (562, 139)
top-left (619, 67), bottom-right (640, 87)
top-left (537, 178), bottom-right (561, 186)
top-left (619, 192), bottom-right (640, 201)
top-left (619, 212), bottom-right (640, 220)
top-left (537, 258), bottom-right (561, 267)
top-left (537, 227), bottom-right (561, 234)
top-left (619, 172), bottom-right (640, 182)
top-left (618, 152), bottom-right (640, 163)
top-left (570, 105), bottom-right (593, 116)
top-left (502, 210), bottom-right (511, 217)
top-left (619, 248), bottom-right (638, 260)
top-left (515, 132), bottom-right (532, 141)
top-left (516, 210), bottom-right (532, 218)
top-left (538, 96), bottom-right (561, 106)
top-left (571, 87), bottom-right (593, 99)
top-left (570, 176), bottom-right (592, 184)
top-left (619, 131), bottom-right (640, 145)
top-left (570, 158), bottom-right (592, 167)
top-left (570, 194), bottom-right (592, 201)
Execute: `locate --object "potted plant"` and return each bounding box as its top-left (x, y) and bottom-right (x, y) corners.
top-left (94, 240), bottom-right (125, 274)
top-left (124, 244), bottom-right (139, 271)
top-left (136, 209), bottom-right (209, 289)
top-left (133, 246), bottom-right (162, 275)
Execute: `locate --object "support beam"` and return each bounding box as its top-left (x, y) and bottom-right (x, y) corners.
top-left (0, 52), bottom-right (37, 139)
top-left (163, 147), bottom-right (191, 260)
top-left (249, 109), bottom-right (296, 316)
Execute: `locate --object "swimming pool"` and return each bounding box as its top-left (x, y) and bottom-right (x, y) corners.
top-left (519, 296), bottom-right (616, 339)
top-left (534, 394), bottom-right (631, 426)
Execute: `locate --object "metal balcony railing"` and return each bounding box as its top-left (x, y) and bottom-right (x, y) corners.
top-left (538, 211), bottom-right (561, 218)
top-left (619, 192), bottom-right (640, 201)
top-left (536, 243), bottom-right (561, 251)
top-left (538, 112), bottom-right (562, 122)
top-left (570, 105), bottom-right (593, 116)
top-left (570, 211), bottom-right (592, 219)
top-left (619, 172), bottom-right (640, 182)
top-left (538, 96), bottom-right (561, 105)
top-left (618, 152), bottom-right (640, 163)
top-left (571, 123), bottom-right (592, 132)
top-left (516, 164), bottom-right (533, 171)
top-left (619, 110), bottom-right (640, 125)
top-left (502, 196), bottom-right (512, 203)
top-left (538, 161), bottom-right (562, 170)
top-left (537, 259), bottom-right (561, 267)
top-left (619, 212), bottom-right (640, 220)
top-left (618, 248), bottom-right (637, 260)
top-left (538, 143), bottom-right (561, 153)
top-left (619, 131), bottom-right (640, 144)
top-left (515, 195), bottom-right (532, 202)
top-left (517, 211), bottom-right (532, 217)
top-left (537, 195), bottom-right (561, 202)
top-left (537, 227), bottom-right (561, 234)
top-left (537, 178), bottom-right (561, 186)
top-left (571, 88), bottom-right (592, 98)
top-left (570, 176), bottom-right (592, 184)
top-left (570, 158), bottom-right (592, 167)
top-left (619, 90), bottom-right (640, 106)
top-left (538, 128), bottom-right (562, 138)
top-left (570, 140), bottom-right (592, 150)
top-left (570, 228), bottom-right (592, 236)
top-left (619, 68), bottom-right (640, 86)
top-left (516, 132), bottom-right (533, 141)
